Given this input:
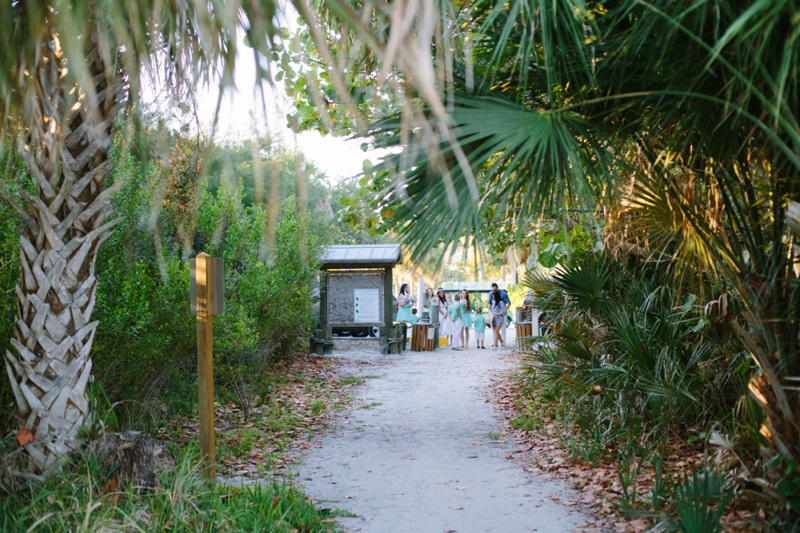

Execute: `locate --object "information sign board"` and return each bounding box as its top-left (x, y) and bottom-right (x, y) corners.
top-left (354, 288), bottom-right (381, 323)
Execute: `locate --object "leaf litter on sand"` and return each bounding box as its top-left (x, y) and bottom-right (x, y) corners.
top-left (487, 352), bottom-right (768, 533)
top-left (159, 353), bottom-right (367, 482)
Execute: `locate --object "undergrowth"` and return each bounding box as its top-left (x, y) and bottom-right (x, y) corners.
top-left (0, 447), bottom-right (340, 532)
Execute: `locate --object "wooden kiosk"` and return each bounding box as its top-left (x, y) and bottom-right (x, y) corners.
top-left (315, 245), bottom-right (403, 354)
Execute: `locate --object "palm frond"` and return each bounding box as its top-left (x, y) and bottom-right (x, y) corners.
top-left (0, 1), bottom-right (285, 140)
top-left (369, 94), bottom-right (609, 262)
top-left (550, 254), bottom-right (612, 316)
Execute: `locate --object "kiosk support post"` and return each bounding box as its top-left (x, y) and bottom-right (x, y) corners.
top-left (382, 267), bottom-right (393, 353)
top-left (320, 272), bottom-right (331, 343)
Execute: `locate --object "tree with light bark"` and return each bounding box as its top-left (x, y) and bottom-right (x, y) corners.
top-left (0, 0), bottom-right (460, 472)
top-left (0, 0), bottom-right (292, 471)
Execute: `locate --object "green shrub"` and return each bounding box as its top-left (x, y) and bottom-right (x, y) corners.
top-left (522, 252), bottom-right (750, 459)
top-left (0, 145), bottom-right (35, 434)
top-left (88, 134), bottom-right (331, 426)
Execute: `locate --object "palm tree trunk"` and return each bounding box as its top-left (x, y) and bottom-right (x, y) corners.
top-left (4, 34), bottom-right (124, 471)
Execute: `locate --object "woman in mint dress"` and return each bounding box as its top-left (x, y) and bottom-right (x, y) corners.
top-left (448, 294), bottom-right (464, 349)
top-left (460, 289), bottom-right (473, 348)
top-left (396, 283), bottom-right (413, 323)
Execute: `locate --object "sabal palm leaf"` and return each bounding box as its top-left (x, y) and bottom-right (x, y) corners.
top-left (470, 0), bottom-right (600, 102)
top-left (549, 254), bottom-right (612, 316)
top-left (371, 94), bottom-right (609, 263)
top-left (522, 270), bottom-right (564, 313)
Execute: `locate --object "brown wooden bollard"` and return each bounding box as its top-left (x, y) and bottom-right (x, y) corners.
top-left (190, 252), bottom-right (225, 482)
top-left (196, 253), bottom-right (215, 481)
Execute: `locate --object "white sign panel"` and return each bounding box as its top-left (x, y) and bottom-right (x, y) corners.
top-left (354, 289), bottom-right (381, 323)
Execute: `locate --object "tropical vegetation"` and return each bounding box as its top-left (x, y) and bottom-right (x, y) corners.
top-left (286, 0), bottom-right (800, 527)
top-left (1, 0), bottom-right (798, 529)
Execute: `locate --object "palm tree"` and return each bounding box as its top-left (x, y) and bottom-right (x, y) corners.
top-left (0, 0), bottom-right (321, 472)
top-left (0, 0), bottom-right (288, 471)
top-left (0, 0), bottom-right (459, 472)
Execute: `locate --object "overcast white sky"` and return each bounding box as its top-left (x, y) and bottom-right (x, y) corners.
top-left (196, 85), bottom-right (378, 181)
top-left (188, 31), bottom-right (391, 183)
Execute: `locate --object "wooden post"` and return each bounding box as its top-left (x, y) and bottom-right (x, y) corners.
top-left (195, 252), bottom-right (216, 482)
top-left (320, 271), bottom-right (331, 344)
top-left (382, 267), bottom-right (393, 353)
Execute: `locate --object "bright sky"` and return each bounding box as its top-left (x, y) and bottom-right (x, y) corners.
top-left (191, 36), bottom-right (391, 182)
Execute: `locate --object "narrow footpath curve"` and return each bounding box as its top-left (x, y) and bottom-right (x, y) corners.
top-left (292, 332), bottom-right (590, 533)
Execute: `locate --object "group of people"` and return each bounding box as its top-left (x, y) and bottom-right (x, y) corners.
top-left (396, 283), bottom-right (511, 350)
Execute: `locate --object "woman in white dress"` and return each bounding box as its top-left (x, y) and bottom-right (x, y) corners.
top-left (449, 293), bottom-right (465, 349)
top-left (436, 288), bottom-right (450, 344)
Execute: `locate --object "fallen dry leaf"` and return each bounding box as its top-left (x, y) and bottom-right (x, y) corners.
top-left (101, 478), bottom-right (118, 495)
top-left (15, 427), bottom-right (34, 447)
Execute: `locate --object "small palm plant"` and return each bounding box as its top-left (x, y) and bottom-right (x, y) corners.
top-left (662, 469), bottom-right (732, 533)
top-left (522, 251), bottom-right (746, 455)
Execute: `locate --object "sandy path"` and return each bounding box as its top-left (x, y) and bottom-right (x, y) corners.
top-left (292, 333), bottom-right (589, 533)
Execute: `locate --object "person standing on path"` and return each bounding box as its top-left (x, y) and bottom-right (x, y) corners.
top-left (449, 293), bottom-right (465, 349)
top-left (489, 290), bottom-right (507, 350)
top-left (460, 289), bottom-right (473, 348)
top-left (436, 288), bottom-right (450, 345)
top-left (473, 306), bottom-right (487, 349)
top-left (396, 283), bottom-right (413, 323)
top-left (422, 288), bottom-right (434, 318)
top-left (491, 283), bottom-right (511, 347)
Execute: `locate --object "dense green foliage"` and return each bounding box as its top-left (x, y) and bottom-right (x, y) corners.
top-left (524, 251), bottom-right (760, 455)
top-left (92, 130), bottom-right (331, 426)
top-left (520, 250), bottom-right (765, 527)
top-left (0, 126), bottom-right (345, 435)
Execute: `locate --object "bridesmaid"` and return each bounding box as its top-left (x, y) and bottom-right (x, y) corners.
top-left (460, 289), bottom-right (473, 348)
top-left (396, 283), bottom-right (413, 323)
top-left (423, 287), bottom-right (435, 321)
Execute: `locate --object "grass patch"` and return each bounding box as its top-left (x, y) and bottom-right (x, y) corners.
top-left (311, 399), bottom-right (325, 415)
top-left (339, 376), bottom-right (366, 386)
top-left (339, 374), bottom-right (380, 387)
top-left (0, 449), bottom-right (340, 532)
top-left (217, 427), bottom-right (262, 460)
top-left (328, 508), bottom-right (358, 518)
top-left (511, 413), bottom-right (540, 431)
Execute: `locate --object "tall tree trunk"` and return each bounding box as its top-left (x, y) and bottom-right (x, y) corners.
top-left (508, 248), bottom-right (517, 284)
top-left (4, 33), bottom-right (124, 471)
